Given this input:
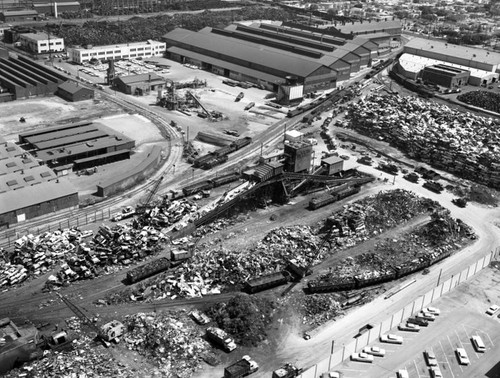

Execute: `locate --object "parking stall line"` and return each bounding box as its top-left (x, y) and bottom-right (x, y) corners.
top-left (412, 360), bottom-right (422, 378)
top-left (454, 330), bottom-right (466, 348)
top-left (483, 331), bottom-right (495, 347)
top-left (439, 340), bottom-right (455, 378)
top-left (461, 325), bottom-right (471, 339)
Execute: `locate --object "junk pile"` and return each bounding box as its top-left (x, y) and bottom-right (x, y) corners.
top-left (343, 93), bottom-right (500, 188)
top-left (457, 90), bottom-right (500, 113)
top-left (123, 312), bottom-right (210, 377)
top-left (1, 228), bottom-right (91, 289)
top-left (301, 294), bottom-right (343, 327)
top-left (2, 333), bottom-right (135, 378)
top-left (136, 198), bottom-right (200, 229)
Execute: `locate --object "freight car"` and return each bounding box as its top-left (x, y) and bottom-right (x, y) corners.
top-left (126, 257), bottom-right (171, 284)
top-left (193, 137), bottom-right (252, 168)
top-left (307, 251), bottom-right (453, 293)
top-left (211, 172), bottom-right (240, 187)
top-left (201, 154), bottom-right (228, 170)
top-left (183, 180), bottom-right (214, 196)
top-left (309, 186), bottom-right (361, 210)
top-left (244, 272), bottom-right (289, 294)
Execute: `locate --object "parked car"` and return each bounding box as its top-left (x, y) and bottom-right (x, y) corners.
top-left (396, 369), bottom-right (409, 378)
top-left (471, 335), bottom-right (486, 352)
top-left (407, 316), bottom-right (429, 327)
top-left (486, 304), bottom-right (499, 315)
top-left (429, 366), bottom-right (443, 378)
top-left (455, 348), bottom-right (470, 365)
top-left (380, 334), bottom-right (403, 344)
top-left (350, 352), bottom-right (374, 363)
top-left (362, 346), bottom-right (386, 357)
top-left (424, 350), bottom-right (438, 366)
top-left (416, 311), bottom-right (436, 321)
top-left (424, 307), bottom-right (441, 315)
top-left (398, 322), bottom-right (420, 332)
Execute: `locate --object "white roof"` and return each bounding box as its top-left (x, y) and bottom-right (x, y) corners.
top-left (285, 130), bottom-right (303, 138)
top-left (398, 53), bottom-right (496, 79)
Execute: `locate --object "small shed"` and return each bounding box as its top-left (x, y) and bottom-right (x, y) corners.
top-left (56, 82), bottom-right (94, 102)
top-left (321, 156), bottom-right (344, 175)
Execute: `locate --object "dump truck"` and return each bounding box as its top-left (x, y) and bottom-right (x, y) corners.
top-left (206, 327), bottom-right (236, 352)
top-left (224, 355), bottom-right (259, 378)
top-left (272, 363), bottom-right (302, 378)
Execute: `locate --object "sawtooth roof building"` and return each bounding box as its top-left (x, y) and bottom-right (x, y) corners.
top-left (162, 21), bottom-right (400, 97)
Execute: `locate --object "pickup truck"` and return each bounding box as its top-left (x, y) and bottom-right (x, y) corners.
top-left (224, 356), bottom-right (258, 378)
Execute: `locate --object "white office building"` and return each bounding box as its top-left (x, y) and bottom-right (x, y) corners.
top-left (19, 32), bottom-right (65, 54)
top-left (67, 40), bottom-right (166, 64)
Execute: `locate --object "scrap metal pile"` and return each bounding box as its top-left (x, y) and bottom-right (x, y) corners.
top-left (123, 312), bottom-right (211, 377)
top-left (2, 334), bottom-right (136, 378)
top-left (343, 93), bottom-right (500, 188)
top-left (136, 198), bottom-right (201, 229)
top-left (457, 90), bottom-right (500, 113)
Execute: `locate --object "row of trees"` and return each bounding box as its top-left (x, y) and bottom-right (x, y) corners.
top-left (47, 6), bottom-right (291, 46)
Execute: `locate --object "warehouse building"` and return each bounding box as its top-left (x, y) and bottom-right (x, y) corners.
top-left (421, 65), bottom-right (470, 88)
top-left (67, 40), bottom-right (166, 64)
top-left (0, 9), bottom-right (38, 22)
top-left (19, 121), bottom-right (135, 168)
top-left (19, 32), bottom-right (65, 54)
top-left (403, 38), bottom-right (500, 76)
top-left (0, 55), bottom-right (66, 100)
top-left (113, 73), bottom-right (166, 95)
top-left (56, 81), bottom-right (94, 102)
top-left (395, 52), bottom-right (499, 86)
top-left (163, 22), bottom-right (389, 99)
top-left (0, 136), bottom-right (78, 226)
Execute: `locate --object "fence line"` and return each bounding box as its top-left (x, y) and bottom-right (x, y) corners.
top-left (299, 249), bottom-right (496, 377)
top-left (0, 208), bottom-right (112, 249)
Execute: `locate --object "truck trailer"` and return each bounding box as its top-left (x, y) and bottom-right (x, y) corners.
top-left (224, 355), bottom-right (259, 378)
top-left (206, 327), bottom-right (237, 352)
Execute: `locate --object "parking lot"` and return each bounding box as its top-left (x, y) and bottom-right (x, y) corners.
top-left (334, 271), bottom-right (500, 378)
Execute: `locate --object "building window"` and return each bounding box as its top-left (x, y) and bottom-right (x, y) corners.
top-left (114, 50), bottom-right (120, 53)
top-left (130, 48), bottom-right (136, 52)
top-left (98, 52), bottom-right (105, 55)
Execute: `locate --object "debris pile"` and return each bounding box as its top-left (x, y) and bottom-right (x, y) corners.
top-left (136, 198), bottom-right (200, 229)
top-left (123, 312), bottom-right (210, 377)
top-left (344, 93), bottom-right (500, 188)
top-left (2, 334), bottom-right (136, 378)
top-left (457, 90), bottom-right (500, 114)
top-left (301, 294), bottom-right (342, 327)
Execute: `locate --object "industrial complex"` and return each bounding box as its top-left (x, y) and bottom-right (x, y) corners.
top-left (0, 5), bottom-right (500, 378)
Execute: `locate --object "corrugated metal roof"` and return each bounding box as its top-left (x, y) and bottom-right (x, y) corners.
top-left (34, 130), bottom-right (108, 150)
top-left (335, 20), bottom-right (401, 34)
top-left (19, 121), bottom-right (93, 140)
top-left (164, 28), bottom-right (327, 78)
top-left (167, 46), bottom-right (286, 84)
top-left (58, 81), bottom-right (92, 95)
top-left (24, 124), bottom-right (98, 144)
top-left (0, 179), bottom-right (77, 215)
top-left (404, 38), bottom-right (500, 66)
top-left (1, 9), bottom-right (38, 16)
top-left (116, 73), bottom-right (164, 85)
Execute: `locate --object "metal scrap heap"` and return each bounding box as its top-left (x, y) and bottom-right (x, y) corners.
top-left (2, 334), bottom-right (135, 378)
top-left (343, 93), bottom-right (500, 189)
top-left (123, 312), bottom-right (211, 377)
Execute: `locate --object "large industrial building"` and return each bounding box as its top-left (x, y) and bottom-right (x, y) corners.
top-left (0, 55), bottom-right (67, 100)
top-left (396, 38), bottom-right (500, 87)
top-left (0, 136), bottom-right (78, 226)
top-left (162, 21), bottom-right (401, 102)
top-left (19, 121), bottom-right (135, 169)
top-left (67, 40), bottom-right (166, 64)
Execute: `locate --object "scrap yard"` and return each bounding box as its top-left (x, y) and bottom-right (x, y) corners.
top-left (1, 8), bottom-right (500, 378)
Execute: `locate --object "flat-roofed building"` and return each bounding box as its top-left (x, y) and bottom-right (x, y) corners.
top-left (19, 32), bottom-right (64, 54)
top-left (113, 73), bottom-right (166, 95)
top-left (67, 40), bottom-right (166, 64)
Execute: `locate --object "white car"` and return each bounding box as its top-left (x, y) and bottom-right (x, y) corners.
top-left (380, 334), bottom-right (403, 344)
top-left (396, 369), bottom-right (409, 378)
top-left (350, 352), bottom-right (374, 363)
top-left (398, 322), bottom-right (420, 332)
top-left (430, 366), bottom-right (443, 378)
top-left (424, 350), bottom-right (438, 366)
top-left (425, 307), bottom-right (441, 315)
top-left (456, 348), bottom-right (470, 365)
top-left (486, 304), bottom-right (500, 315)
top-left (417, 311), bottom-right (436, 321)
top-left (362, 346), bottom-right (386, 357)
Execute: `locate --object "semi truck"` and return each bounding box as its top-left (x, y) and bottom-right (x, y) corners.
top-left (224, 355), bottom-right (259, 378)
top-left (206, 327), bottom-right (237, 352)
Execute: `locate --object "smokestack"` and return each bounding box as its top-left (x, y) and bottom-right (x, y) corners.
top-left (54, 2), bottom-right (58, 18)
